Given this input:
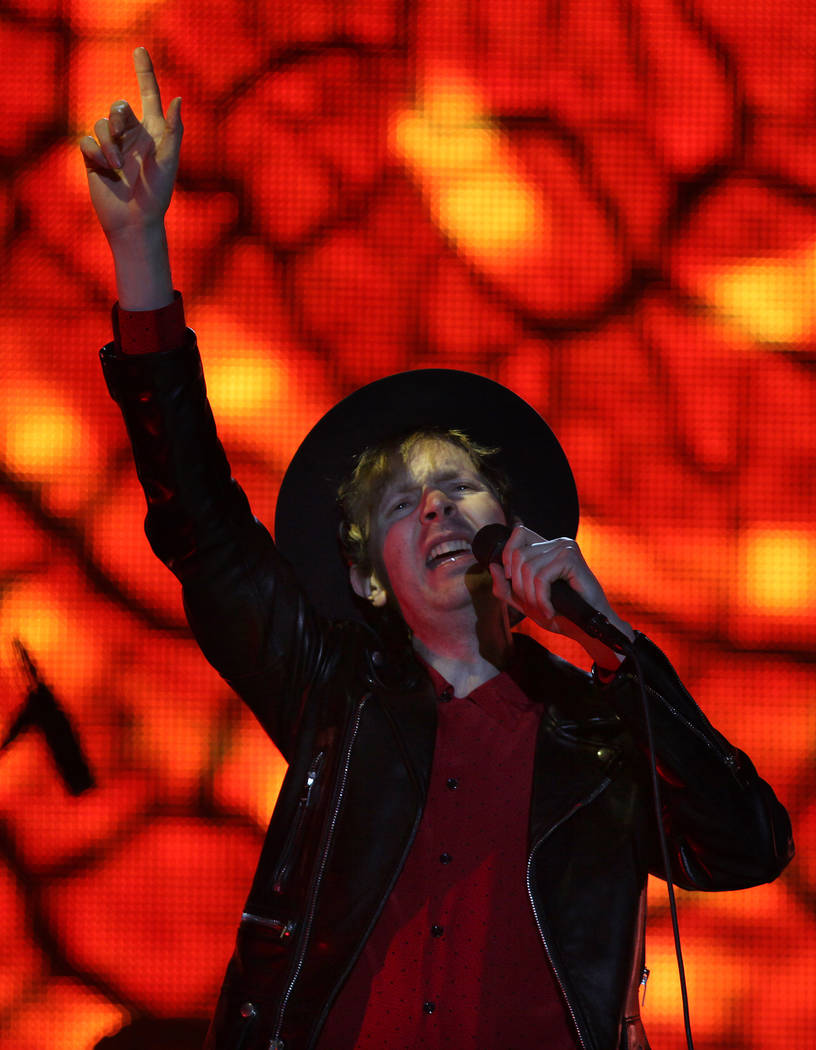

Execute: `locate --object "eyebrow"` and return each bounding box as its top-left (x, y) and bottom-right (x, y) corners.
top-left (380, 467), bottom-right (477, 503)
top-left (378, 480), bottom-right (417, 505)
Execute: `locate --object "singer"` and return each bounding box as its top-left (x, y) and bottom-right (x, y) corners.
top-left (82, 49), bottom-right (792, 1050)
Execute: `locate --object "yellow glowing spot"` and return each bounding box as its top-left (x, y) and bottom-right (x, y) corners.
top-left (442, 176), bottom-right (542, 256)
top-left (740, 525), bottom-right (815, 613)
top-left (0, 578), bottom-right (107, 699)
top-left (641, 933), bottom-right (744, 1033)
top-left (206, 353), bottom-right (282, 423)
top-left (0, 588), bottom-right (71, 672)
top-left (1, 387), bottom-right (91, 482)
top-left (194, 307), bottom-right (332, 466)
top-left (195, 309), bottom-right (293, 432)
top-left (394, 81), bottom-right (495, 175)
top-left (701, 246), bottom-right (816, 345)
top-left (391, 72), bottom-right (547, 266)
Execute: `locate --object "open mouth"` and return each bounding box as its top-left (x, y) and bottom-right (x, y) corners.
top-left (426, 539), bottom-right (473, 567)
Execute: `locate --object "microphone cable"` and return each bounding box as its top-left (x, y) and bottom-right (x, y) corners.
top-left (621, 640), bottom-right (695, 1050)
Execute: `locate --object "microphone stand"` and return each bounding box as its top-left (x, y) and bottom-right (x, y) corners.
top-left (1, 640), bottom-right (94, 795)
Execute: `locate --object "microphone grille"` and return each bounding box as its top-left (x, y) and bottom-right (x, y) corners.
top-left (471, 523), bottom-right (511, 566)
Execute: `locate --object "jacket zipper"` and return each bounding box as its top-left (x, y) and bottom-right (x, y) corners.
top-left (640, 680), bottom-right (737, 768)
top-left (526, 776), bottom-right (612, 1050)
top-left (270, 695), bottom-right (369, 1048)
top-left (271, 751), bottom-right (326, 894)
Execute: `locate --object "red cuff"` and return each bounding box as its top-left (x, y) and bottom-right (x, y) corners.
top-left (112, 292), bottom-right (187, 355)
top-left (591, 662), bottom-right (621, 686)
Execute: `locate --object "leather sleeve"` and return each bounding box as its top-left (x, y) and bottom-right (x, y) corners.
top-left (604, 633), bottom-right (794, 890)
top-left (99, 333), bottom-right (334, 760)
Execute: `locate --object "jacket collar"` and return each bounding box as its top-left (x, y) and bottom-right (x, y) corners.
top-left (508, 634), bottom-right (624, 844)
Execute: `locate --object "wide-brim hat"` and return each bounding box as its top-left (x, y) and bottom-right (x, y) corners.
top-left (275, 369), bottom-right (578, 623)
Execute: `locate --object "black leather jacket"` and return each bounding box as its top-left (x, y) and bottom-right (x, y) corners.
top-left (101, 335), bottom-right (794, 1050)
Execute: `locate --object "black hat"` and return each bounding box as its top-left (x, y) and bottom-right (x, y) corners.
top-left (275, 369), bottom-right (578, 622)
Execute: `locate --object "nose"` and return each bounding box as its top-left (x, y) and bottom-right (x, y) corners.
top-left (421, 487), bottom-right (454, 521)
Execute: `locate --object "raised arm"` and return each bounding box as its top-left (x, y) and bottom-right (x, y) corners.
top-left (82, 52), bottom-right (334, 757)
top-left (79, 46), bottom-right (182, 310)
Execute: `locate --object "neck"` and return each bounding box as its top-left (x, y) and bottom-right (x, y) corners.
top-left (410, 596), bottom-right (512, 698)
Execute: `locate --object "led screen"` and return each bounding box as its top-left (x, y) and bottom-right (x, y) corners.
top-left (0, 1), bottom-right (812, 1047)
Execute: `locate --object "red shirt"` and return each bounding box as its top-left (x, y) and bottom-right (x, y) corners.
top-left (318, 662), bottom-right (578, 1050)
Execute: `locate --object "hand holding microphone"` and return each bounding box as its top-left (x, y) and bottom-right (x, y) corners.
top-left (472, 523), bottom-right (633, 657)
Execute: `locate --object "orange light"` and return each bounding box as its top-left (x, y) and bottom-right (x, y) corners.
top-left (1, 385), bottom-right (94, 483)
top-left (195, 307), bottom-right (335, 468)
top-left (68, 0), bottom-right (165, 35)
top-left (0, 576), bottom-right (107, 699)
top-left (700, 250), bottom-right (816, 345)
top-left (391, 72), bottom-right (549, 267)
top-left (5, 978), bottom-right (127, 1050)
top-left (739, 523), bottom-right (815, 613)
top-left (213, 716), bottom-right (288, 827)
top-left (576, 517), bottom-right (726, 626)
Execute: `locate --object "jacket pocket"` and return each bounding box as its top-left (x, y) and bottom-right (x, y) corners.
top-left (271, 750), bottom-right (326, 894)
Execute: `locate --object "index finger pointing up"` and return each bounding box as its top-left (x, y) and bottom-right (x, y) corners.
top-left (133, 46), bottom-right (163, 120)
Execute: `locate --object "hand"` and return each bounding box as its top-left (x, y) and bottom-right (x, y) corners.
top-left (79, 47), bottom-right (182, 242)
top-left (489, 524), bottom-right (634, 666)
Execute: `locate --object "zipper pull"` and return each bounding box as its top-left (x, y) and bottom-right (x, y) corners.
top-left (302, 751), bottom-right (325, 804)
top-left (639, 965), bottom-right (650, 1007)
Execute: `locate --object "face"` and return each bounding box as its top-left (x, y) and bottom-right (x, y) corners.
top-left (350, 437), bottom-right (507, 635)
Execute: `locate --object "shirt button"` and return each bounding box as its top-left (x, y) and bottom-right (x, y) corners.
top-left (446, 777), bottom-right (458, 790)
top-left (439, 852), bottom-right (452, 864)
top-left (431, 924), bottom-right (444, 937)
top-left (438, 686), bottom-right (453, 703)
top-left (423, 1000), bottom-right (436, 1014)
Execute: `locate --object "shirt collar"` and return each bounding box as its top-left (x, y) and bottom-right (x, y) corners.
top-left (418, 646), bottom-right (536, 731)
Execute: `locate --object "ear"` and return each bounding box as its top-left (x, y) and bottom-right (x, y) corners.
top-left (349, 565), bottom-right (388, 608)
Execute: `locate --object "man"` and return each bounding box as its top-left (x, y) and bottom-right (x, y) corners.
top-left (82, 49), bottom-right (793, 1050)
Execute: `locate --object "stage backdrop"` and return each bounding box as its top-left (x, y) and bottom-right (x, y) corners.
top-left (0, 1), bottom-right (813, 1047)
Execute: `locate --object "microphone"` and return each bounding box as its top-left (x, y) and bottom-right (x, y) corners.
top-left (471, 523), bottom-right (632, 654)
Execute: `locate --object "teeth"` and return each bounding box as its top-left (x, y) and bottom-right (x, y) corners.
top-left (427, 539), bottom-right (471, 564)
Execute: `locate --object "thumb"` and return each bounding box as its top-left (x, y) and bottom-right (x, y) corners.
top-left (156, 97), bottom-right (183, 165)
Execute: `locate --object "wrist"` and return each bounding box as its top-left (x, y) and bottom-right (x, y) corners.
top-left (579, 614), bottom-right (633, 670)
top-left (106, 220), bottom-right (167, 257)
top-left (108, 223), bottom-right (174, 311)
